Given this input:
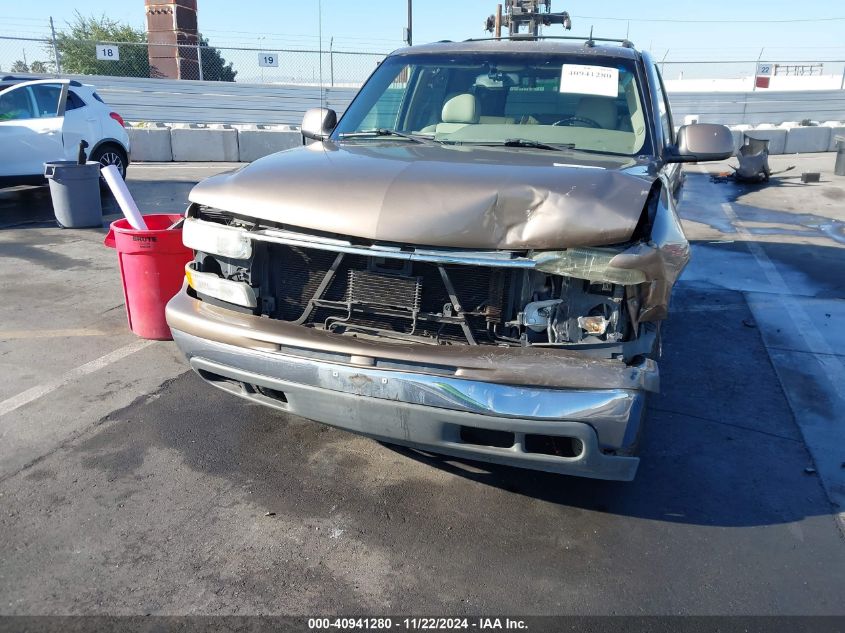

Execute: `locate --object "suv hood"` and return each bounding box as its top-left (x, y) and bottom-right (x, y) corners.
top-left (189, 141), bottom-right (656, 250)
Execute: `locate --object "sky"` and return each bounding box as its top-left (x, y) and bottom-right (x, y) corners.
top-left (2, 0), bottom-right (845, 80)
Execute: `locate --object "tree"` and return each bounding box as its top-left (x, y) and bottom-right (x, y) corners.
top-left (52, 12), bottom-right (237, 81)
top-left (10, 60), bottom-right (29, 73)
top-left (30, 61), bottom-right (50, 74)
top-left (54, 12), bottom-right (150, 77)
top-left (199, 36), bottom-right (236, 82)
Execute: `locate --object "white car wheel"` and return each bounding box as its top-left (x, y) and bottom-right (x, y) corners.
top-left (91, 145), bottom-right (127, 179)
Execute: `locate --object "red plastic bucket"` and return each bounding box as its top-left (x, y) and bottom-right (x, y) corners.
top-left (104, 214), bottom-right (192, 340)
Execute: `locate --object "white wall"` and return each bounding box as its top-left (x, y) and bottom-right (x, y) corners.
top-left (35, 72), bottom-right (845, 128)
top-left (665, 74), bottom-right (844, 93)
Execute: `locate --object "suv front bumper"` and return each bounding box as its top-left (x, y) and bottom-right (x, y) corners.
top-left (167, 289), bottom-right (655, 481)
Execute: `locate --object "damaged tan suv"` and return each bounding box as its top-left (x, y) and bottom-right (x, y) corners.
top-left (166, 38), bottom-right (733, 480)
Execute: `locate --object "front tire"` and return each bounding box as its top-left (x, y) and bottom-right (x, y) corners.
top-left (90, 143), bottom-right (128, 181)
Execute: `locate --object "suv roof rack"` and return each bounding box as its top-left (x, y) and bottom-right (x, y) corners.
top-left (463, 35), bottom-right (635, 49)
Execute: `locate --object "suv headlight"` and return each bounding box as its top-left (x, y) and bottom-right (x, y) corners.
top-left (531, 247), bottom-right (646, 285)
top-left (184, 263), bottom-right (257, 308)
top-left (182, 217), bottom-right (252, 260)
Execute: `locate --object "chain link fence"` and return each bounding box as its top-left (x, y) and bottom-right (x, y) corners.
top-left (2, 34), bottom-right (844, 91)
top-left (0, 35), bottom-right (385, 86)
top-left (651, 46), bottom-right (845, 90)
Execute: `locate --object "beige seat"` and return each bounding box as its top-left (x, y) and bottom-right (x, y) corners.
top-left (435, 93), bottom-right (479, 134)
top-left (575, 97), bottom-right (619, 129)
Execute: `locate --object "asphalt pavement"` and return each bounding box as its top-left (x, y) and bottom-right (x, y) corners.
top-left (0, 156), bottom-right (843, 615)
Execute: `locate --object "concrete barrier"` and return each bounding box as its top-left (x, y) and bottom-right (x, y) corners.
top-left (237, 126), bottom-right (302, 162)
top-left (127, 125), bottom-right (173, 162)
top-left (729, 125), bottom-right (753, 152)
top-left (823, 122), bottom-right (845, 151)
top-left (170, 126), bottom-right (239, 162)
top-left (744, 126), bottom-right (788, 155)
top-left (123, 121), bottom-right (841, 163)
top-left (784, 126), bottom-right (833, 154)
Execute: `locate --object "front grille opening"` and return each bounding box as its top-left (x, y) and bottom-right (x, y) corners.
top-left (257, 242), bottom-right (512, 345)
top-left (254, 385), bottom-right (288, 403)
top-left (195, 369), bottom-right (288, 404)
top-left (243, 383), bottom-right (288, 403)
top-left (524, 434), bottom-right (584, 458)
top-left (196, 368), bottom-right (240, 387)
top-left (459, 425), bottom-right (515, 449)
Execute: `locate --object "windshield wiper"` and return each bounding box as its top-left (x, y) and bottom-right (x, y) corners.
top-left (337, 128), bottom-right (436, 144)
top-left (502, 138), bottom-right (574, 151)
top-left (560, 146), bottom-right (633, 158)
top-left (447, 139), bottom-right (575, 151)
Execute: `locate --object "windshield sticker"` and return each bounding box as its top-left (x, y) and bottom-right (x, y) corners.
top-left (560, 64), bottom-right (619, 97)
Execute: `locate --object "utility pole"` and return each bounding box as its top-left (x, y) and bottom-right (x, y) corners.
top-left (495, 4), bottom-right (502, 38)
top-left (485, 1), bottom-right (571, 39)
top-left (404, 0), bottom-right (413, 46)
top-left (49, 16), bottom-right (61, 74)
top-left (196, 36), bottom-right (203, 81)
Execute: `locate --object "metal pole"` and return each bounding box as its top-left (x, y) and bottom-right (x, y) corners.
top-left (406, 0), bottom-right (412, 46)
top-left (329, 37), bottom-right (334, 87)
top-left (840, 64), bottom-right (845, 90)
top-left (258, 36), bottom-right (265, 83)
top-left (49, 16), bottom-right (61, 75)
top-left (752, 47), bottom-right (764, 92)
top-left (197, 39), bottom-right (203, 81)
top-left (660, 49), bottom-right (669, 77)
top-left (495, 4), bottom-right (502, 38)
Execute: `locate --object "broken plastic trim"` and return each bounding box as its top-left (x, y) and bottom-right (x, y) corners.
top-left (531, 247), bottom-right (647, 285)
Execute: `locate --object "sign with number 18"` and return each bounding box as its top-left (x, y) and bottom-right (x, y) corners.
top-left (96, 44), bottom-right (120, 61)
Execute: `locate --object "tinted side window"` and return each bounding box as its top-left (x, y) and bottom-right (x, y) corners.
top-left (0, 87), bottom-right (35, 121)
top-left (653, 69), bottom-right (673, 145)
top-left (66, 90), bottom-right (86, 111)
top-left (29, 84), bottom-right (62, 118)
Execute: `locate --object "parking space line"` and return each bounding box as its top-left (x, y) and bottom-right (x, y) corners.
top-left (0, 328), bottom-right (123, 340)
top-left (0, 339), bottom-right (154, 418)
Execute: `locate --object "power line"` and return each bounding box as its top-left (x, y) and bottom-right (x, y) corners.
top-left (573, 14), bottom-right (845, 24)
top-left (200, 28), bottom-right (400, 43)
top-left (1, 16), bottom-right (49, 23)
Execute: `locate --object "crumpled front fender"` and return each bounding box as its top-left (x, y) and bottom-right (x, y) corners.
top-left (608, 178), bottom-right (690, 322)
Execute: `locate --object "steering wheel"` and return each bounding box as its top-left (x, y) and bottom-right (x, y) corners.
top-left (552, 115), bottom-right (602, 129)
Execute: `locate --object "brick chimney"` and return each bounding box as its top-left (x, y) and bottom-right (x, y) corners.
top-left (145, 0), bottom-right (200, 80)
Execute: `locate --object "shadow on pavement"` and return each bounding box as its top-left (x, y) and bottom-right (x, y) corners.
top-left (374, 276), bottom-right (835, 528)
top-left (70, 243), bottom-right (841, 529)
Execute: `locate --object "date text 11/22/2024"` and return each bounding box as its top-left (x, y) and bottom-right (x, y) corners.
top-left (307, 618), bottom-right (529, 630)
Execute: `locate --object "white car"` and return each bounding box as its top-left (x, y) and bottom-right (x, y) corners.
top-left (0, 78), bottom-right (130, 187)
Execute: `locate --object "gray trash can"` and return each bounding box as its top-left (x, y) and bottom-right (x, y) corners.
top-left (835, 136), bottom-right (845, 177)
top-left (44, 161), bottom-right (103, 228)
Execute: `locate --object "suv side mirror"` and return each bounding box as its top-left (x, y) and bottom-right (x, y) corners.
top-left (666, 123), bottom-right (734, 163)
top-left (301, 108), bottom-right (337, 142)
